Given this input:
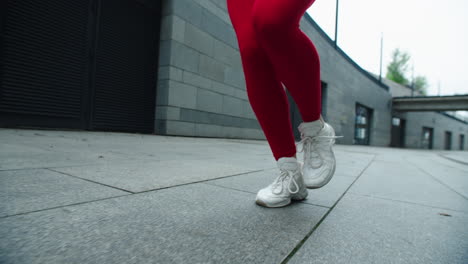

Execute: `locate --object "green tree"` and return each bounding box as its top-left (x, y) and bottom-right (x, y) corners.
top-left (386, 48), bottom-right (411, 85)
top-left (413, 75), bottom-right (428, 95)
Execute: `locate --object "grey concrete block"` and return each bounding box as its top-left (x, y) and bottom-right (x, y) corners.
top-left (155, 106), bottom-right (180, 120)
top-left (170, 41), bottom-right (199, 73)
top-left (221, 126), bottom-right (243, 138)
top-left (172, 0), bottom-right (203, 27)
top-left (157, 39), bottom-right (171, 66)
top-left (193, 0), bottom-right (231, 25)
top-left (179, 108), bottom-right (259, 129)
top-left (180, 108), bottom-right (213, 124)
top-left (0, 184), bottom-right (327, 264)
top-left (0, 169), bottom-right (128, 217)
top-left (209, 0), bottom-right (227, 11)
top-left (222, 95), bottom-right (244, 117)
top-left (198, 54), bottom-right (225, 82)
top-left (200, 7), bottom-right (231, 44)
top-left (233, 87), bottom-right (247, 101)
top-left (196, 89), bottom-right (223, 113)
top-left (158, 66), bottom-right (182, 81)
top-left (154, 118), bottom-right (167, 134)
top-left (242, 100), bottom-right (256, 119)
top-left (165, 120), bottom-right (195, 136)
top-left (156, 79), bottom-right (169, 105)
top-left (159, 15), bottom-right (172, 41)
top-left (184, 22), bottom-right (214, 57)
top-left (171, 15), bottom-right (185, 43)
top-left (241, 128), bottom-right (265, 139)
top-left (213, 37), bottom-right (241, 67)
top-left (158, 65), bottom-right (170, 80)
top-left (211, 80), bottom-right (236, 96)
top-left (195, 123), bottom-right (222, 137)
top-left (224, 65), bottom-right (245, 89)
top-left (167, 81), bottom-right (197, 109)
top-left (288, 194), bottom-right (468, 264)
top-left (182, 69), bottom-right (212, 90)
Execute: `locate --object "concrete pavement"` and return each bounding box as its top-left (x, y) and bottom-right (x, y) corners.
top-left (1, 128), bottom-right (467, 263)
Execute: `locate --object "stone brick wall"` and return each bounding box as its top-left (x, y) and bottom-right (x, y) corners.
top-left (155, 0), bottom-right (262, 139)
top-left (154, 0), bottom-right (467, 150)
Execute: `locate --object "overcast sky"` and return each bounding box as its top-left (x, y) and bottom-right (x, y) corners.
top-left (306, 0), bottom-right (468, 97)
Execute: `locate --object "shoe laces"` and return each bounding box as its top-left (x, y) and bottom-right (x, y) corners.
top-left (296, 133), bottom-right (343, 169)
top-left (272, 169), bottom-right (300, 195)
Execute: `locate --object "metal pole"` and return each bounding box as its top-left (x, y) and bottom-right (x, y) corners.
top-left (334, 0), bottom-right (339, 48)
top-left (438, 81), bottom-right (441, 96)
top-left (379, 32), bottom-right (383, 82)
top-left (411, 64), bottom-right (414, 96)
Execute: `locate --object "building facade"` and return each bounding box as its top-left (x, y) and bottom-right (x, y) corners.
top-left (1, 0), bottom-right (466, 150)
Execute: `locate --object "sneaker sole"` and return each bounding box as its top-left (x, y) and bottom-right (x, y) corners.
top-left (255, 198), bottom-right (291, 208)
top-left (305, 160), bottom-right (336, 189)
top-left (301, 151), bottom-right (337, 189)
top-left (255, 189), bottom-right (308, 208)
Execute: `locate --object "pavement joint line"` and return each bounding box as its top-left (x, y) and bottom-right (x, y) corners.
top-left (0, 168), bottom-right (270, 219)
top-left (430, 155), bottom-right (468, 171)
top-left (407, 161), bottom-right (468, 201)
top-left (46, 168), bottom-right (135, 194)
top-left (201, 182), bottom-right (332, 209)
top-left (437, 153), bottom-right (468, 166)
top-left (346, 192), bottom-right (468, 214)
top-left (130, 169), bottom-right (269, 195)
top-left (280, 154), bottom-right (377, 264)
top-left (0, 163), bottom-right (101, 172)
top-left (0, 194), bottom-right (132, 220)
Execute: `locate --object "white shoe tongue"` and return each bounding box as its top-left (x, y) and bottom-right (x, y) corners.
top-left (277, 162), bottom-right (298, 171)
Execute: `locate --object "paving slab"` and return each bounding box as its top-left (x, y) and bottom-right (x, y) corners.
top-left (0, 183), bottom-right (327, 264)
top-left (288, 193), bottom-right (468, 264)
top-left (348, 159), bottom-right (468, 212)
top-left (0, 169), bottom-right (129, 217)
top-left (205, 169), bottom-right (356, 208)
top-left (50, 156), bottom-right (275, 193)
top-left (408, 155), bottom-right (468, 199)
top-left (0, 142), bottom-right (103, 171)
top-left (331, 151), bottom-right (375, 178)
top-left (438, 152), bottom-right (468, 165)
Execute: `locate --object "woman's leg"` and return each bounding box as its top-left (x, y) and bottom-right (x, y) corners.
top-left (251, 0), bottom-right (321, 123)
top-left (227, 0), bottom-right (296, 161)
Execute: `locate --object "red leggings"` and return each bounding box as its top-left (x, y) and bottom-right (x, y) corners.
top-left (227, 0), bottom-right (321, 161)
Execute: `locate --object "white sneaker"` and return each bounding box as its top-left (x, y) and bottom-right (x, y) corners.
top-left (255, 157), bottom-right (308, 208)
top-left (296, 115), bottom-right (343, 189)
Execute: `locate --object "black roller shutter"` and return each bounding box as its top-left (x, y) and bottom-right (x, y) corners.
top-left (0, 0), bottom-right (90, 129)
top-left (91, 0), bottom-right (158, 133)
top-left (0, 0), bottom-right (160, 133)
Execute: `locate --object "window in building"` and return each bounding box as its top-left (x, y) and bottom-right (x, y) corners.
top-left (354, 103), bottom-right (373, 145)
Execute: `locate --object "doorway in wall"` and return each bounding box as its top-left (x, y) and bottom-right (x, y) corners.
top-left (390, 117), bottom-right (406, 147)
top-left (421, 127), bottom-right (433, 149)
top-left (460, 134), bottom-right (465, 150)
top-left (444, 131), bottom-right (452, 150)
